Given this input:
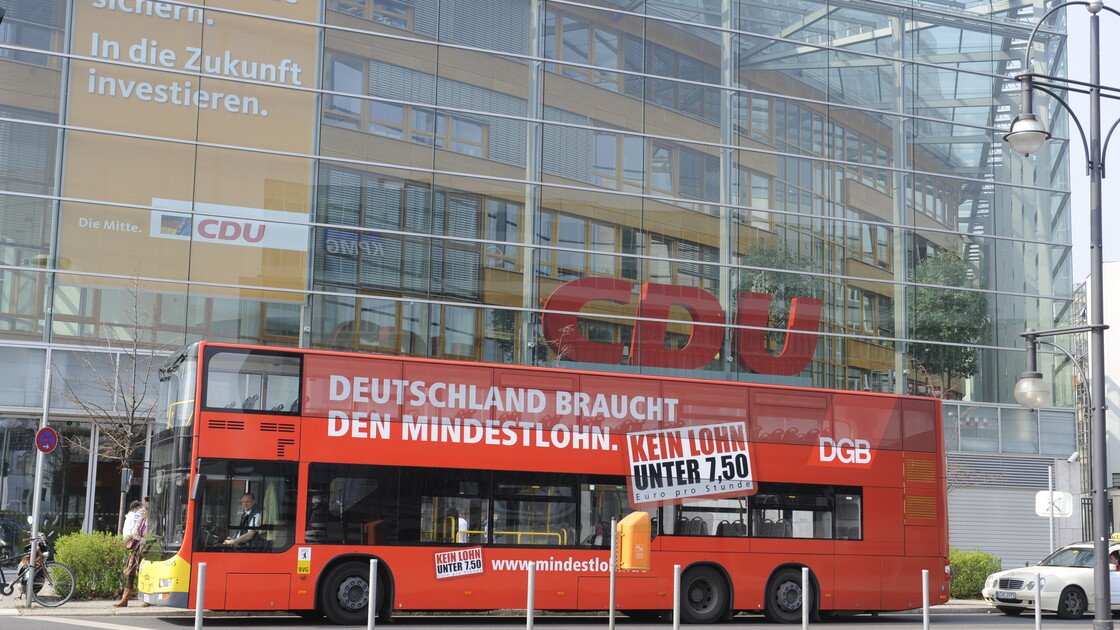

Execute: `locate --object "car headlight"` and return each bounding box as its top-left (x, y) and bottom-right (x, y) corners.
top-left (986, 575), bottom-right (996, 588)
top-left (159, 578), bottom-right (174, 588)
top-left (1039, 577), bottom-right (1047, 588)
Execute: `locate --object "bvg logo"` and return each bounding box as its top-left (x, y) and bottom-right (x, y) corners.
top-left (818, 437), bottom-right (871, 464)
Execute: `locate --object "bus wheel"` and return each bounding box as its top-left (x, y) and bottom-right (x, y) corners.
top-left (764, 567), bottom-right (811, 623)
top-left (321, 561), bottom-right (384, 625)
top-left (680, 565), bottom-right (727, 624)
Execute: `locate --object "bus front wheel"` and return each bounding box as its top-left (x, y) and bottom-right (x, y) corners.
top-left (320, 561), bottom-right (384, 625)
top-left (680, 565), bottom-right (728, 624)
top-left (764, 567), bottom-right (813, 623)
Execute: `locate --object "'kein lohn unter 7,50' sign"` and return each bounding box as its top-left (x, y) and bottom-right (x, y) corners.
top-left (626, 422), bottom-right (754, 506)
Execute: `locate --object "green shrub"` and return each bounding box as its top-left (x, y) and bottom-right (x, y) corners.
top-left (53, 531), bottom-right (128, 599)
top-left (949, 547), bottom-right (1002, 599)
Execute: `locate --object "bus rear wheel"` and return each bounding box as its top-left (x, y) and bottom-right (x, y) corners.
top-left (680, 565), bottom-right (728, 624)
top-left (764, 567), bottom-right (812, 623)
top-left (320, 561), bottom-right (384, 625)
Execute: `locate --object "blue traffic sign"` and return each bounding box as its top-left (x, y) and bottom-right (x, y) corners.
top-left (35, 427), bottom-right (59, 454)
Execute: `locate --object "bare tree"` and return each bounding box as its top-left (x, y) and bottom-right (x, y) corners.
top-left (53, 274), bottom-right (181, 533)
top-left (544, 323), bottom-right (578, 367)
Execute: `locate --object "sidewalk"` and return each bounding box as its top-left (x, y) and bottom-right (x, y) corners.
top-left (0, 597), bottom-right (995, 617)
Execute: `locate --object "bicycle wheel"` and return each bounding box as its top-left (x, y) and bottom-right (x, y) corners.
top-left (31, 561), bottom-right (75, 607)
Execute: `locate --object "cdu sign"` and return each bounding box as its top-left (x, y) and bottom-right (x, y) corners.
top-left (541, 277), bottom-right (823, 376)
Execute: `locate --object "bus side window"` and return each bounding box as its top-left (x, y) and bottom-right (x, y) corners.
top-left (399, 468), bottom-right (487, 544)
top-left (494, 472), bottom-right (576, 546)
top-left (306, 463), bottom-right (399, 545)
top-left (579, 478), bottom-right (631, 548)
top-left (836, 493), bottom-right (862, 540)
top-left (202, 350), bottom-right (300, 413)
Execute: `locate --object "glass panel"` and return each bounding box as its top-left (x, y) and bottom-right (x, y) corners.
top-left (0, 346), bottom-right (45, 407)
top-left (943, 404), bottom-right (960, 452)
top-left (49, 350), bottom-right (116, 411)
top-left (0, 418), bottom-right (40, 515)
top-left (1039, 409), bottom-right (1077, 457)
top-left (1000, 407), bottom-right (1039, 454)
top-left (958, 406), bottom-right (999, 452)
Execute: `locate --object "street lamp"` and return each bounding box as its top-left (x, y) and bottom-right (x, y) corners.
top-left (1012, 332), bottom-right (1051, 410)
top-left (1006, 2), bottom-right (1120, 628)
top-left (1014, 327), bottom-right (1096, 413)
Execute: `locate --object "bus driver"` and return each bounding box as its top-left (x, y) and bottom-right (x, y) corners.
top-left (225, 492), bottom-right (261, 548)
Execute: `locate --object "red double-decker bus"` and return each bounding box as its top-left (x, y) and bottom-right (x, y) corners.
top-left (138, 341), bottom-right (948, 623)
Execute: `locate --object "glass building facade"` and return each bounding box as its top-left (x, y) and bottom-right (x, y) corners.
top-left (0, 0), bottom-right (1081, 558)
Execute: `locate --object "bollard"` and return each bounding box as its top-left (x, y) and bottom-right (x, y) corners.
top-left (673, 564), bottom-right (681, 630)
top-left (801, 567), bottom-right (809, 630)
top-left (922, 569), bottom-right (929, 630)
top-left (1034, 572), bottom-right (1041, 630)
top-left (526, 563), bottom-right (535, 630)
top-left (609, 517), bottom-right (617, 630)
top-left (194, 562), bottom-right (206, 630)
top-left (367, 559), bottom-right (378, 630)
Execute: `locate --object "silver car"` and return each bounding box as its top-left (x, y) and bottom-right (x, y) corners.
top-left (982, 542), bottom-right (1120, 619)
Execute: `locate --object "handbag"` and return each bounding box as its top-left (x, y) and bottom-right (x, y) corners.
top-left (125, 535), bottom-right (141, 550)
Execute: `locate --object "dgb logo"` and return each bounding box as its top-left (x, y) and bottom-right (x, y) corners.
top-left (818, 437), bottom-right (871, 464)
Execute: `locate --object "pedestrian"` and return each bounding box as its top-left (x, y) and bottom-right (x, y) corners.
top-left (115, 500), bottom-right (146, 607)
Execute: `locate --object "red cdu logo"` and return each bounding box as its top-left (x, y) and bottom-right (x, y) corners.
top-left (541, 278), bottom-right (823, 376)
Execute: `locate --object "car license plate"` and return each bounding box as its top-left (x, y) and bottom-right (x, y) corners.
top-left (996, 591), bottom-right (1015, 599)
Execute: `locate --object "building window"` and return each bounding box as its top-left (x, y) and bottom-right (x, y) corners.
top-left (0, 17), bottom-right (56, 66)
top-left (593, 133), bottom-right (644, 191)
top-left (324, 55), bottom-right (364, 129)
top-left (315, 168), bottom-right (482, 300)
top-left (485, 200), bottom-right (521, 271)
top-left (328, 0), bottom-right (414, 30)
top-left (645, 44), bottom-right (720, 124)
top-left (750, 94), bottom-right (771, 144)
top-left (544, 11), bottom-right (623, 92)
top-left (651, 143), bottom-right (674, 194)
top-left (323, 54), bottom-right (489, 158)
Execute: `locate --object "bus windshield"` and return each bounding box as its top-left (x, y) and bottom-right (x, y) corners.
top-left (147, 347), bottom-right (197, 558)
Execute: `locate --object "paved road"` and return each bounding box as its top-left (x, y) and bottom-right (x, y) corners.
top-left (0, 611), bottom-right (1101, 630)
top-left (0, 598), bottom-right (1097, 630)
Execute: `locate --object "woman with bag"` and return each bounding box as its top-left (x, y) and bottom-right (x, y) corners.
top-left (115, 500), bottom-right (146, 607)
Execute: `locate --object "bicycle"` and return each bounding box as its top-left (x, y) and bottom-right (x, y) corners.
top-left (0, 530), bottom-right (76, 607)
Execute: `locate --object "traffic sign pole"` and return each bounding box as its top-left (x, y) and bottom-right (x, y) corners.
top-left (29, 349), bottom-right (53, 607)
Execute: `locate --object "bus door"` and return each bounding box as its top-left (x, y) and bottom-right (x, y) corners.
top-left (192, 459), bottom-right (298, 609)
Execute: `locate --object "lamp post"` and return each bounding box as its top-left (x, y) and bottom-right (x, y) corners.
top-left (1005, 2), bottom-right (1119, 627)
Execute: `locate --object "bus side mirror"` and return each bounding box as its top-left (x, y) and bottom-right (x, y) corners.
top-left (191, 474), bottom-right (207, 500)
